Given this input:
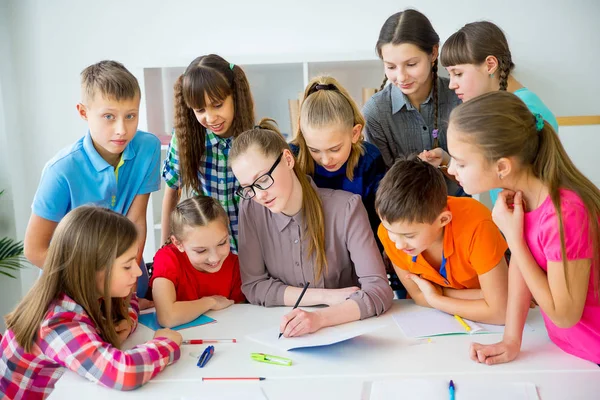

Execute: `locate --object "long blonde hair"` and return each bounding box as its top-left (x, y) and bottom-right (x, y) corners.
top-left (450, 91), bottom-right (600, 299)
top-left (230, 118), bottom-right (328, 281)
top-left (292, 76), bottom-right (365, 181)
top-left (5, 207), bottom-right (138, 352)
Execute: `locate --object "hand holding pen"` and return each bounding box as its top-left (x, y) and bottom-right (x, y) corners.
top-left (279, 282), bottom-right (322, 338)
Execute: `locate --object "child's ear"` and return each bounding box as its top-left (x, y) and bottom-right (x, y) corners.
top-left (351, 124), bottom-right (363, 144)
top-left (76, 103), bottom-right (88, 121)
top-left (496, 157), bottom-right (512, 181)
top-left (282, 149), bottom-right (295, 169)
top-left (438, 210), bottom-right (452, 227)
top-left (485, 55), bottom-right (499, 75)
top-left (171, 236), bottom-right (185, 252)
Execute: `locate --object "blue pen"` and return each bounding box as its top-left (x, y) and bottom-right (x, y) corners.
top-left (197, 345), bottom-right (214, 368)
top-left (449, 380), bottom-right (455, 400)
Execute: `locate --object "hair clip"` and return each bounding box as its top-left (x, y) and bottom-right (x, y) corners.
top-left (432, 129), bottom-right (439, 139)
top-left (534, 114), bottom-right (544, 132)
top-left (229, 63), bottom-right (235, 70)
top-left (314, 83), bottom-right (336, 91)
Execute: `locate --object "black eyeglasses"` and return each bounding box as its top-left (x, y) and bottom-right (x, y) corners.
top-left (236, 152), bottom-right (283, 200)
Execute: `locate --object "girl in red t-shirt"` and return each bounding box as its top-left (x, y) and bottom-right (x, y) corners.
top-left (151, 196), bottom-right (245, 328)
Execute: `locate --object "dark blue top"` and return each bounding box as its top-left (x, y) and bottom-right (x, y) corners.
top-left (289, 141), bottom-right (386, 238)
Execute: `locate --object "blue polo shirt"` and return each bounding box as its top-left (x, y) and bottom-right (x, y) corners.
top-left (32, 130), bottom-right (161, 221)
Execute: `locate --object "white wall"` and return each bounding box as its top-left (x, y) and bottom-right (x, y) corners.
top-left (0, 0), bottom-right (26, 330)
top-left (2, 0), bottom-right (600, 303)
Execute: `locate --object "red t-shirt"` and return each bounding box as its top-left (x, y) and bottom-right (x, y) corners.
top-left (150, 244), bottom-right (245, 303)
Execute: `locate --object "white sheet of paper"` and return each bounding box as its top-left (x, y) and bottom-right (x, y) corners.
top-left (181, 385), bottom-right (267, 400)
top-left (370, 379), bottom-right (539, 400)
top-left (392, 308), bottom-right (532, 338)
top-left (247, 319), bottom-right (388, 351)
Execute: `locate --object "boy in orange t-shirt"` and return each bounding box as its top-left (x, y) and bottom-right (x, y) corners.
top-left (376, 158), bottom-right (509, 324)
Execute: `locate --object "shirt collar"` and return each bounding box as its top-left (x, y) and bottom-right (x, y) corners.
top-left (391, 81), bottom-right (435, 114)
top-left (82, 131), bottom-right (135, 172)
top-left (206, 129), bottom-right (233, 148)
top-left (272, 175), bottom-right (319, 232)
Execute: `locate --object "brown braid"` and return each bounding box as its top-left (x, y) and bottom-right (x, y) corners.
top-left (498, 56), bottom-right (510, 91)
top-left (379, 74), bottom-right (388, 91)
top-left (431, 58), bottom-right (439, 148)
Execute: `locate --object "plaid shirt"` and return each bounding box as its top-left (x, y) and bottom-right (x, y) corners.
top-left (0, 294), bottom-right (180, 400)
top-left (162, 131), bottom-right (240, 253)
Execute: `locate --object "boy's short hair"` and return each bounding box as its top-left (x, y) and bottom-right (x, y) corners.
top-left (80, 60), bottom-right (140, 104)
top-left (375, 157), bottom-right (448, 224)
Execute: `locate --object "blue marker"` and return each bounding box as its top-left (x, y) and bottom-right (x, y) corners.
top-left (449, 380), bottom-right (455, 400)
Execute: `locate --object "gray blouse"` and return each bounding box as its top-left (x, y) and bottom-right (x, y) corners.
top-left (363, 77), bottom-right (462, 194)
top-left (238, 179), bottom-right (393, 319)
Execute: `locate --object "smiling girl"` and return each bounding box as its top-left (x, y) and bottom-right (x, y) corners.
top-left (161, 54), bottom-right (255, 253)
top-left (151, 196), bottom-right (245, 328)
top-left (363, 9), bottom-right (463, 195)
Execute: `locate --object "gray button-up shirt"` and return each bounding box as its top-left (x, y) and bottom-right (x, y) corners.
top-left (363, 77), bottom-right (462, 194)
top-left (238, 179), bottom-right (393, 319)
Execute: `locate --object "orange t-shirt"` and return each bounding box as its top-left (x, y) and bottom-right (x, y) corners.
top-left (378, 197), bottom-right (508, 289)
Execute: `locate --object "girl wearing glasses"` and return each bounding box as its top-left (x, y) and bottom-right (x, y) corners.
top-left (231, 119), bottom-right (393, 338)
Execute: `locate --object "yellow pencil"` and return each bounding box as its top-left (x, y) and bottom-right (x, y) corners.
top-left (454, 315), bottom-right (471, 332)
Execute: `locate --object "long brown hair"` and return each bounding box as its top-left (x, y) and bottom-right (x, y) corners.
top-left (230, 118), bottom-right (328, 281)
top-left (292, 76), bottom-right (365, 181)
top-left (5, 207), bottom-right (138, 352)
top-left (375, 9), bottom-right (441, 147)
top-left (174, 54), bottom-right (255, 193)
top-left (450, 91), bottom-right (600, 299)
top-left (170, 195), bottom-right (229, 242)
top-left (440, 21), bottom-right (515, 91)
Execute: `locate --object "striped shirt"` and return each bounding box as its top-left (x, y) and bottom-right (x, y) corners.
top-left (0, 294), bottom-right (180, 400)
top-left (162, 131), bottom-right (240, 253)
top-left (363, 77), bottom-right (462, 195)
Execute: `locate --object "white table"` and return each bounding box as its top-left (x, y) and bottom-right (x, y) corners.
top-left (50, 300), bottom-right (600, 399)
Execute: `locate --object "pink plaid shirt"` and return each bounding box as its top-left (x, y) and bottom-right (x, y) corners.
top-left (0, 293), bottom-right (180, 400)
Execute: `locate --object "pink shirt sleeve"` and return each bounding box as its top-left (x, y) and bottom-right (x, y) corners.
top-left (539, 195), bottom-right (594, 262)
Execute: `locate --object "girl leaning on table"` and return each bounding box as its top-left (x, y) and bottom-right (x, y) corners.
top-left (0, 207), bottom-right (181, 400)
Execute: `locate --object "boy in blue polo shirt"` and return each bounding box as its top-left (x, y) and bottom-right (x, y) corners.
top-left (24, 60), bottom-right (160, 306)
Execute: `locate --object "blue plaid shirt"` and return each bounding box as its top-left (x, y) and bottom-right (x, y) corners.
top-left (162, 131), bottom-right (240, 253)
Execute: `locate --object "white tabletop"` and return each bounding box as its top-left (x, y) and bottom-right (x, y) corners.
top-left (50, 300), bottom-right (600, 399)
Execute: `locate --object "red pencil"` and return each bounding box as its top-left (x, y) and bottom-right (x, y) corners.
top-left (182, 339), bottom-right (237, 345)
top-left (202, 377), bottom-right (265, 381)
